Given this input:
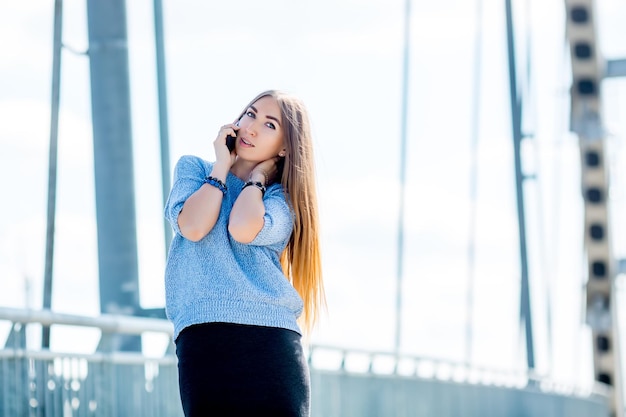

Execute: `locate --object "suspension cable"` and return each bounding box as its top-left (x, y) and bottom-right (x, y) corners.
top-left (465, 0), bottom-right (484, 365)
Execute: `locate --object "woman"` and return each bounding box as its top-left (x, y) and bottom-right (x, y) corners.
top-left (164, 90), bottom-right (325, 416)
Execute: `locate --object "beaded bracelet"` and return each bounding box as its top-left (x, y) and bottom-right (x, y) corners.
top-left (242, 180), bottom-right (266, 197)
top-left (204, 176), bottom-right (227, 195)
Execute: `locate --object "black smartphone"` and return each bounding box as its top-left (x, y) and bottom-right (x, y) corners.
top-left (226, 134), bottom-right (236, 152)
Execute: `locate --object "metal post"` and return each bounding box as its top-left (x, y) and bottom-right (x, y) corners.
top-left (394, 0), bottom-right (412, 356)
top-left (153, 0), bottom-right (172, 256)
top-left (86, 0), bottom-right (141, 351)
top-left (42, 0), bottom-right (64, 349)
top-left (505, 0), bottom-right (535, 370)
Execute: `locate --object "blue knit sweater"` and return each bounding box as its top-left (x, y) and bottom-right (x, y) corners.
top-left (164, 155), bottom-right (303, 341)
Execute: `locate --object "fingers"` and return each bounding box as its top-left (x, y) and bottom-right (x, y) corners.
top-left (251, 158), bottom-right (280, 184)
top-left (215, 123), bottom-right (240, 153)
top-left (214, 124), bottom-right (239, 166)
top-left (218, 123), bottom-right (238, 140)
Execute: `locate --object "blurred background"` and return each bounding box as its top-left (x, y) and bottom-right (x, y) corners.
top-left (1, 0), bottom-right (626, 415)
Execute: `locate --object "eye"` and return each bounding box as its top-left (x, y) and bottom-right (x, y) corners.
top-left (245, 110), bottom-right (255, 118)
top-left (265, 122), bottom-right (276, 130)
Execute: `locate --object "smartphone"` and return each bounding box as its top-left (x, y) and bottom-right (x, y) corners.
top-left (226, 134), bottom-right (236, 152)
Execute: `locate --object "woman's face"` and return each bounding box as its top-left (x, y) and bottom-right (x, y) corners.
top-left (235, 95), bottom-right (285, 162)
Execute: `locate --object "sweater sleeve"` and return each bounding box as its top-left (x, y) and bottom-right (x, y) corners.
top-left (247, 185), bottom-right (294, 247)
top-left (164, 155), bottom-right (209, 236)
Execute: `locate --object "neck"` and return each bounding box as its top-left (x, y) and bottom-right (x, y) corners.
top-left (229, 158), bottom-right (256, 181)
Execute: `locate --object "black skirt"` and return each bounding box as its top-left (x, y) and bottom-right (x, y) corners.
top-left (175, 322), bottom-right (310, 417)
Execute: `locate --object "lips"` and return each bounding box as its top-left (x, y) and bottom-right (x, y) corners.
top-left (240, 137), bottom-right (254, 147)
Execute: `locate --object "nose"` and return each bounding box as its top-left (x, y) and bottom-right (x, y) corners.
top-left (245, 120), bottom-right (258, 137)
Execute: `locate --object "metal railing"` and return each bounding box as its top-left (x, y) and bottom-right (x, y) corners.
top-left (0, 307), bottom-right (179, 417)
top-left (0, 307), bottom-right (611, 417)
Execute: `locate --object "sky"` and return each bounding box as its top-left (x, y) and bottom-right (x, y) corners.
top-left (1, 0), bottom-right (626, 390)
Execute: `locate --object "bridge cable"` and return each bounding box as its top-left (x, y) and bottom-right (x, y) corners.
top-left (465, 0), bottom-right (484, 365)
top-left (394, 0), bottom-right (412, 355)
top-left (42, 0), bottom-right (64, 348)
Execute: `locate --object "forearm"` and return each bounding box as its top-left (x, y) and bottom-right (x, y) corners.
top-left (178, 163), bottom-right (229, 241)
top-left (228, 171), bottom-right (266, 243)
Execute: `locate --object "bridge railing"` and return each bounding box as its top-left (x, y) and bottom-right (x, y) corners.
top-left (0, 307), bottom-right (611, 417)
top-left (308, 343), bottom-right (609, 398)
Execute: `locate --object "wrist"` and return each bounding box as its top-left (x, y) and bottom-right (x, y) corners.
top-left (242, 180), bottom-right (266, 197)
top-left (210, 162), bottom-right (230, 181)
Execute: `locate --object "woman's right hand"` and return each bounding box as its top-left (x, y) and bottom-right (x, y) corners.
top-left (213, 123), bottom-right (238, 167)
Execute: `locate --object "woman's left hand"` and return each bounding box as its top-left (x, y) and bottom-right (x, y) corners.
top-left (249, 157), bottom-right (280, 185)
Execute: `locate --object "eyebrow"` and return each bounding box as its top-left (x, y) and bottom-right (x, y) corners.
top-left (250, 105), bottom-right (281, 126)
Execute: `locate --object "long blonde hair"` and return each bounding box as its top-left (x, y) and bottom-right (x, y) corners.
top-left (238, 90), bottom-right (325, 333)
